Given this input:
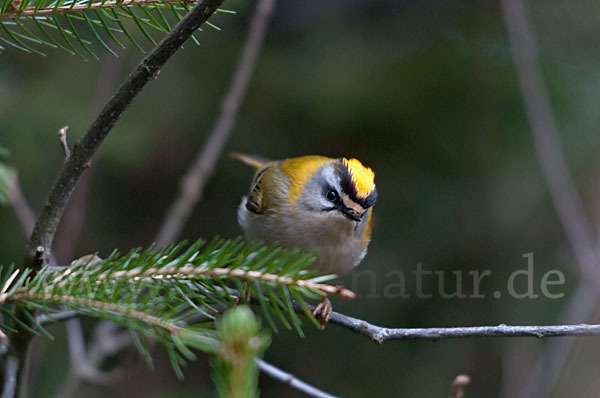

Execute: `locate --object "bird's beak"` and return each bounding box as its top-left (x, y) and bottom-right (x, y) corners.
top-left (341, 207), bottom-right (363, 222)
top-left (339, 194), bottom-right (367, 222)
top-left (341, 201), bottom-right (368, 222)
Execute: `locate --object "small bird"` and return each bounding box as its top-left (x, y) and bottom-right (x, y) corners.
top-left (233, 153), bottom-right (377, 324)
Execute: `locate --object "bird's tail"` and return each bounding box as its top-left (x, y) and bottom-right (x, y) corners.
top-left (230, 152), bottom-right (270, 169)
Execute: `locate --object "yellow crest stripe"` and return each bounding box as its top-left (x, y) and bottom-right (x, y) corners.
top-left (280, 156), bottom-right (332, 206)
top-left (343, 158), bottom-right (375, 199)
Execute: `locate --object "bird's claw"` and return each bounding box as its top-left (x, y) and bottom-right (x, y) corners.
top-left (312, 297), bottom-right (332, 330)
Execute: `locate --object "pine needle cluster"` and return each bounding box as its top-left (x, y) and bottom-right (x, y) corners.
top-left (0, 0), bottom-right (233, 57)
top-left (0, 237), bottom-right (353, 376)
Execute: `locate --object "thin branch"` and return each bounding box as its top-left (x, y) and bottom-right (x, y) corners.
top-left (6, 175), bottom-right (36, 237)
top-left (57, 126), bottom-right (70, 160)
top-left (500, 0), bottom-right (600, 396)
top-left (500, 0), bottom-right (599, 282)
top-left (57, 323), bottom-right (130, 398)
top-left (155, 0), bottom-right (276, 246)
top-left (256, 358), bottom-right (340, 398)
top-left (6, 174), bottom-right (59, 268)
top-left (1, 355), bottom-right (18, 398)
top-left (0, 333), bottom-right (27, 398)
top-left (37, 310), bottom-right (79, 325)
top-left (64, 319), bottom-right (120, 385)
top-left (26, 0), bottom-right (226, 268)
top-left (323, 311), bottom-right (600, 343)
top-left (64, 318), bottom-right (90, 381)
top-left (60, 318), bottom-right (123, 398)
top-left (238, 285), bottom-right (600, 343)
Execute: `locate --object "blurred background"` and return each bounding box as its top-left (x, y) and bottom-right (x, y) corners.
top-left (2, 0), bottom-right (600, 396)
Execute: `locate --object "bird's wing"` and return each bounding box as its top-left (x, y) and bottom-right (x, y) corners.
top-left (245, 164), bottom-right (271, 214)
top-left (231, 152), bottom-right (272, 214)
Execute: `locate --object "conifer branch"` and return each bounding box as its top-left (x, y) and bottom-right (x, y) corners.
top-left (3, 239), bottom-right (347, 340)
top-left (64, 266), bottom-right (355, 299)
top-left (6, 290), bottom-right (183, 335)
top-left (176, 268), bottom-right (354, 298)
top-left (2, 0), bottom-right (197, 18)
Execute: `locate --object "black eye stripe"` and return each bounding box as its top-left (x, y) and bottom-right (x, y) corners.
top-left (333, 159), bottom-right (377, 209)
top-left (355, 187), bottom-right (377, 209)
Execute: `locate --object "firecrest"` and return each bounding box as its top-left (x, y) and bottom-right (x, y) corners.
top-left (233, 153), bottom-right (377, 276)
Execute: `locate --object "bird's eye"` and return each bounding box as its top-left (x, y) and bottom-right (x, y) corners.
top-left (326, 189), bottom-right (339, 202)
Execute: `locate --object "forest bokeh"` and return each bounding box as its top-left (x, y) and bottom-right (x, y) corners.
top-left (2, 0), bottom-right (600, 396)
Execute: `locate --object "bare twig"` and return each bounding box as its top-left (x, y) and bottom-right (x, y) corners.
top-left (6, 175), bottom-right (36, 236)
top-left (57, 126), bottom-right (70, 160)
top-left (26, 0), bottom-right (226, 268)
top-left (57, 323), bottom-right (131, 398)
top-left (325, 313), bottom-right (600, 343)
top-left (0, 331), bottom-right (28, 398)
top-left (37, 310), bottom-right (79, 325)
top-left (64, 319), bottom-right (105, 383)
top-left (500, 0), bottom-right (598, 283)
top-left (6, 175), bottom-right (58, 269)
top-left (182, 285), bottom-right (600, 343)
top-left (64, 320), bottom-right (121, 385)
top-left (155, 0), bottom-right (276, 246)
top-left (242, 285), bottom-right (600, 343)
top-left (256, 358), bottom-right (340, 398)
top-left (449, 374), bottom-right (471, 398)
top-left (1, 355), bottom-right (18, 398)
top-left (500, 0), bottom-right (600, 396)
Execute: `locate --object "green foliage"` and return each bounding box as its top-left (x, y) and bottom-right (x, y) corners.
top-left (0, 237), bottom-right (331, 376)
top-left (212, 306), bottom-right (269, 398)
top-left (0, 0), bottom-right (234, 58)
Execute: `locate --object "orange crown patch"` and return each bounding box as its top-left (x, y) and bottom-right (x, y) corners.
top-left (342, 158), bottom-right (375, 199)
